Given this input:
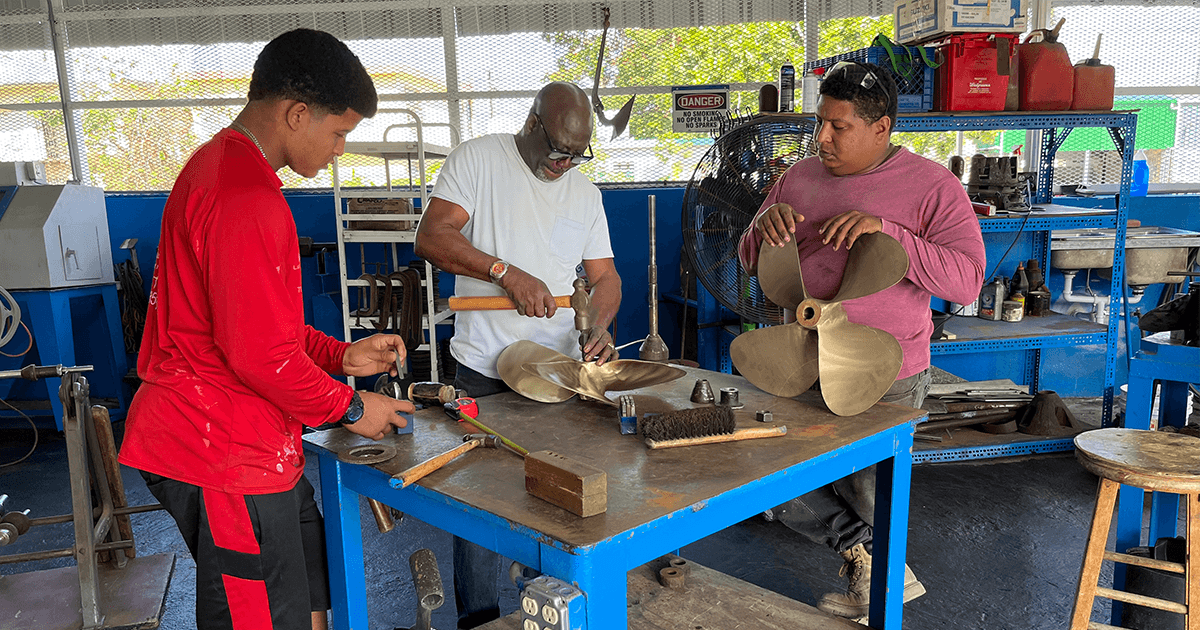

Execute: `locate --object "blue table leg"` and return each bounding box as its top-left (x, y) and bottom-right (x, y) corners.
top-left (318, 453), bottom-right (369, 630)
top-left (98, 284), bottom-right (129, 417)
top-left (868, 430), bottom-right (914, 630)
top-left (23, 291), bottom-right (74, 429)
top-left (540, 545), bottom-right (626, 630)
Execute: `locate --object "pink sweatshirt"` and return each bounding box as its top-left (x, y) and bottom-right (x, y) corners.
top-left (738, 148), bottom-right (986, 379)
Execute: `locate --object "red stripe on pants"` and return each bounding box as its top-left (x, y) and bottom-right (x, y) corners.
top-left (222, 574), bottom-right (273, 630)
top-left (203, 488), bottom-right (260, 555)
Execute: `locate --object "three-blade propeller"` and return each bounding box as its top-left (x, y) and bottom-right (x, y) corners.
top-left (730, 232), bottom-right (909, 416)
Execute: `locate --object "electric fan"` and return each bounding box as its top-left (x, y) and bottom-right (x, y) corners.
top-left (680, 114), bottom-right (817, 326)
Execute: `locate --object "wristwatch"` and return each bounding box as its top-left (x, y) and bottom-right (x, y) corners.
top-left (339, 391), bottom-right (364, 425)
top-left (488, 260), bottom-right (510, 284)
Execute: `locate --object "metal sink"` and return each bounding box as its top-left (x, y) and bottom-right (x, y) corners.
top-left (1050, 227), bottom-right (1200, 286)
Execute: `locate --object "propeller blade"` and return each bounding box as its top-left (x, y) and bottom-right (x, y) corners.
top-left (812, 303), bottom-right (903, 416)
top-left (730, 323), bottom-right (819, 398)
top-left (497, 340), bottom-right (576, 403)
top-left (524, 358), bottom-right (686, 407)
top-left (758, 239), bottom-right (807, 310)
top-left (608, 96), bottom-right (636, 139)
top-left (830, 232), bottom-right (909, 303)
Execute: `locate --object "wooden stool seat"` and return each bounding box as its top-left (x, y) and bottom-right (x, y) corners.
top-left (1071, 428), bottom-right (1200, 630)
top-left (1075, 429), bottom-right (1200, 493)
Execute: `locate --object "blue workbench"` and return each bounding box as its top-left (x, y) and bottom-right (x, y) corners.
top-left (302, 367), bottom-right (925, 630)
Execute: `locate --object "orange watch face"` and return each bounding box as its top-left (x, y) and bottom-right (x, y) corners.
top-left (490, 261), bottom-right (507, 277)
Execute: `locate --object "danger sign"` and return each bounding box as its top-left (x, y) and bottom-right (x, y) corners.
top-left (672, 84), bottom-right (729, 133)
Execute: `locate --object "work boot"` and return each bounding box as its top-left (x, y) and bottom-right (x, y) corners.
top-left (816, 543), bottom-right (926, 619)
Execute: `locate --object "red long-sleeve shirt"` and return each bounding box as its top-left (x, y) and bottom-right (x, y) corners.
top-left (738, 149), bottom-right (986, 379)
top-left (119, 129), bottom-right (354, 494)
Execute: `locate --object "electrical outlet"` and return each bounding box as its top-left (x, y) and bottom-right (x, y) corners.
top-left (518, 575), bottom-right (585, 630)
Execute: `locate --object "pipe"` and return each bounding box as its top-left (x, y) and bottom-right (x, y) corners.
top-left (639, 195), bottom-right (669, 361)
top-left (0, 539), bottom-right (133, 566)
top-left (1060, 270), bottom-right (1143, 325)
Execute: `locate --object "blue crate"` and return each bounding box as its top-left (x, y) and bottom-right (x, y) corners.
top-left (803, 46), bottom-right (936, 113)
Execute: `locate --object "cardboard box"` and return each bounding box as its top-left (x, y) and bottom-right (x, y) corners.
top-left (347, 197), bottom-right (415, 231)
top-left (894, 0), bottom-right (1027, 45)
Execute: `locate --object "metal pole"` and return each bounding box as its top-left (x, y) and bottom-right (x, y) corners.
top-left (639, 195), bottom-right (669, 361)
top-left (44, 0), bottom-right (83, 183)
top-left (64, 375), bottom-right (104, 629)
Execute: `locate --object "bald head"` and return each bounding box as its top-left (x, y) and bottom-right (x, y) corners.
top-left (516, 82), bottom-right (595, 182)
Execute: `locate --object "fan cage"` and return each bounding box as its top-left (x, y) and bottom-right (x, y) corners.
top-left (681, 114), bottom-right (817, 326)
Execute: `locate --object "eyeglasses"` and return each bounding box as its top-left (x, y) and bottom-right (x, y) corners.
top-left (828, 61), bottom-right (892, 118)
top-left (535, 114), bottom-right (594, 165)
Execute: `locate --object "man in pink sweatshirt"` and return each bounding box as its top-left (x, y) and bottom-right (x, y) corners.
top-left (737, 61), bottom-right (986, 620)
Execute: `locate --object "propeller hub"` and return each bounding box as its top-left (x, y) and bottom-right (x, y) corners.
top-left (797, 299), bottom-right (822, 329)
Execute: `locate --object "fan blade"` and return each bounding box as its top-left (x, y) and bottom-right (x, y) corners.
top-left (497, 340), bottom-right (576, 403)
top-left (758, 240), bottom-right (807, 310)
top-left (730, 323), bottom-right (819, 398)
top-left (812, 303), bottom-right (904, 416)
top-left (524, 359), bottom-right (686, 407)
top-left (830, 232), bottom-right (910, 303)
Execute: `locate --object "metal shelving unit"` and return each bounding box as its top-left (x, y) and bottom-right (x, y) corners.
top-left (331, 109), bottom-right (457, 386)
top-left (908, 110), bottom-right (1137, 462)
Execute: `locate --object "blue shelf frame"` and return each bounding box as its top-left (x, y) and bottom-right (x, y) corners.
top-left (694, 111), bottom-right (1137, 463)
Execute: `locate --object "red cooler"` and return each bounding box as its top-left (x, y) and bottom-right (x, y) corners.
top-left (934, 33), bottom-right (1017, 111)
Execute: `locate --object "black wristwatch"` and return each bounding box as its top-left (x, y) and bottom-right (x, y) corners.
top-left (340, 391), bottom-right (365, 425)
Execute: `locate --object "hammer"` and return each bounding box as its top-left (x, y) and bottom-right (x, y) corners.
top-left (447, 278), bottom-right (594, 358)
top-left (391, 434), bottom-right (499, 489)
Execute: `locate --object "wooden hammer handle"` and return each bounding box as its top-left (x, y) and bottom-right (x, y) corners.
top-left (449, 295), bottom-right (572, 311)
top-left (394, 440), bottom-right (480, 488)
top-left (644, 426), bottom-right (788, 450)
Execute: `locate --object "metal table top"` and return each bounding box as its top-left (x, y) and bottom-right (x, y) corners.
top-left (303, 366), bottom-right (924, 549)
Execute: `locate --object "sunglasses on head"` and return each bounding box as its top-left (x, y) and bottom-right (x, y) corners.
top-left (828, 61), bottom-right (892, 117)
top-left (535, 114), bottom-right (594, 165)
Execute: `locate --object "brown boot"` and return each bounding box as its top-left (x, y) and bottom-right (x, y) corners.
top-left (817, 543), bottom-right (927, 619)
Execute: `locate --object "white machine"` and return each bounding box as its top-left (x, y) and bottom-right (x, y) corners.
top-left (0, 161), bottom-right (114, 289)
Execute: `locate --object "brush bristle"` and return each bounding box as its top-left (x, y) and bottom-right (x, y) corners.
top-left (640, 407), bottom-right (736, 443)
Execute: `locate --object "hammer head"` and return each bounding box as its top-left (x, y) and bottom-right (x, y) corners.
top-left (463, 433), bottom-right (499, 448)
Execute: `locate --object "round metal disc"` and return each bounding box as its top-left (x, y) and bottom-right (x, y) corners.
top-left (338, 444), bottom-right (398, 465)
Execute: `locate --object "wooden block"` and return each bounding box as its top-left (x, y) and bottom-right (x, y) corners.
top-left (524, 450), bottom-right (607, 517)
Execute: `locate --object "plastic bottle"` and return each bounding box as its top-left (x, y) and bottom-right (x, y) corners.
top-left (1131, 150), bottom-right (1149, 197)
top-left (1071, 34), bottom-right (1115, 111)
top-left (1017, 18), bottom-right (1074, 111)
top-left (978, 278), bottom-right (1007, 321)
top-left (802, 67), bottom-right (825, 113)
top-left (779, 64), bottom-right (796, 113)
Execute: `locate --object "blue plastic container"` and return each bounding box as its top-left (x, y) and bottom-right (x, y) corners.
top-left (1131, 150), bottom-right (1149, 197)
top-left (803, 46), bottom-right (936, 113)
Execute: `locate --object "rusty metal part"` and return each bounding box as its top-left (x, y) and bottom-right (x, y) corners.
top-left (916, 409), bottom-right (1018, 433)
top-left (658, 566), bottom-right (686, 589)
top-left (690, 378), bottom-right (715, 404)
top-left (590, 7), bottom-right (636, 140)
top-left (337, 443), bottom-right (398, 465)
top-left (718, 387), bottom-right (744, 410)
top-left (369, 498), bottom-right (397, 534)
top-left (669, 557), bottom-right (690, 573)
top-left (755, 410), bottom-right (773, 423)
top-left (730, 232), bottom-right (909, 416)
top-left (409, 548), bottom-right (445, 630)
top-left (408, 381), bottom-right (456, 406)
top-left (524, 357), bottom-right (686, 407)
top-left (572, 278), bottom-right (592, 358)
top-left (0, 522), bottom-right (17, 546)
top-left (497, 340), bottom-right (576, 403)
top-left (92, 405), bottom-right (135, 565)
top-left (1, 510), bottom-right (31, 535)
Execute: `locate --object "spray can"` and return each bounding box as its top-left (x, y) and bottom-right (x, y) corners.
top-left (779, 64), bottom-right (796, 112)
top-left (978, 277), bottom-right (1006, 321)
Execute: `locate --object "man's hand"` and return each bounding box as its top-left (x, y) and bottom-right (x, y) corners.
top-left (498, 266), bottom-right (558, 318)
top-left (343, 334), bottom-right (406, 377)
top-left (754, 203), bottom-right (805, 247)
top-left (344, 391), bottom-right (413, 440)
top-left (819, 211), bottom-right (883, 251)
top-left (581, 326), bottom-right (616, 365)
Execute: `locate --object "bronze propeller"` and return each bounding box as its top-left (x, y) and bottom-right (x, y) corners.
top-left (730, 232), bottom-right (909, 416)
top-left (497, 340), bottom-right (685, 406)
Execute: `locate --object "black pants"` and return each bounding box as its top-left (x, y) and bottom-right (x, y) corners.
top-left (141, 471), bottom-right (330, 630)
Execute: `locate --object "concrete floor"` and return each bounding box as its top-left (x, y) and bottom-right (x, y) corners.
top-left (0, 403), bottom-right (1186, 630)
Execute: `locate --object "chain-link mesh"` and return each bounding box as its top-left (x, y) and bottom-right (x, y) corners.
top-left (0, 1), bottom-right (1196, 190)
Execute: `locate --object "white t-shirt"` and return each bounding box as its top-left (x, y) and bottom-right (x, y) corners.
top-left (431, 133), bottom-right (614, 379)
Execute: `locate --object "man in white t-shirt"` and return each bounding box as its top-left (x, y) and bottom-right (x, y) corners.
top-left (414, 81), bottom-right (621, 628)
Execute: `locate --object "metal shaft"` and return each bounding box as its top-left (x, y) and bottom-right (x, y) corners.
top-left (454, 411), bottom-right (529, 456)
top-left (639, 195), bottom-right (669, 361)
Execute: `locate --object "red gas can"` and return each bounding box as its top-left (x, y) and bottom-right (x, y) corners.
top-left (1017, 18), bottom-right (1074, 111)
top-left (1071, 35), bottom-right (1115, 110)
top-left (935, 33), bottom-right (1017, 111)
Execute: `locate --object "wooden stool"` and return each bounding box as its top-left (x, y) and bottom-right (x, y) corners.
top-left (1071, 428), bottom-right (1200, 630)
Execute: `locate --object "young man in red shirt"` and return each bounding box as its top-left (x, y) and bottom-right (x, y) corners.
top-left (119, 29), bottom-right (412, 630)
